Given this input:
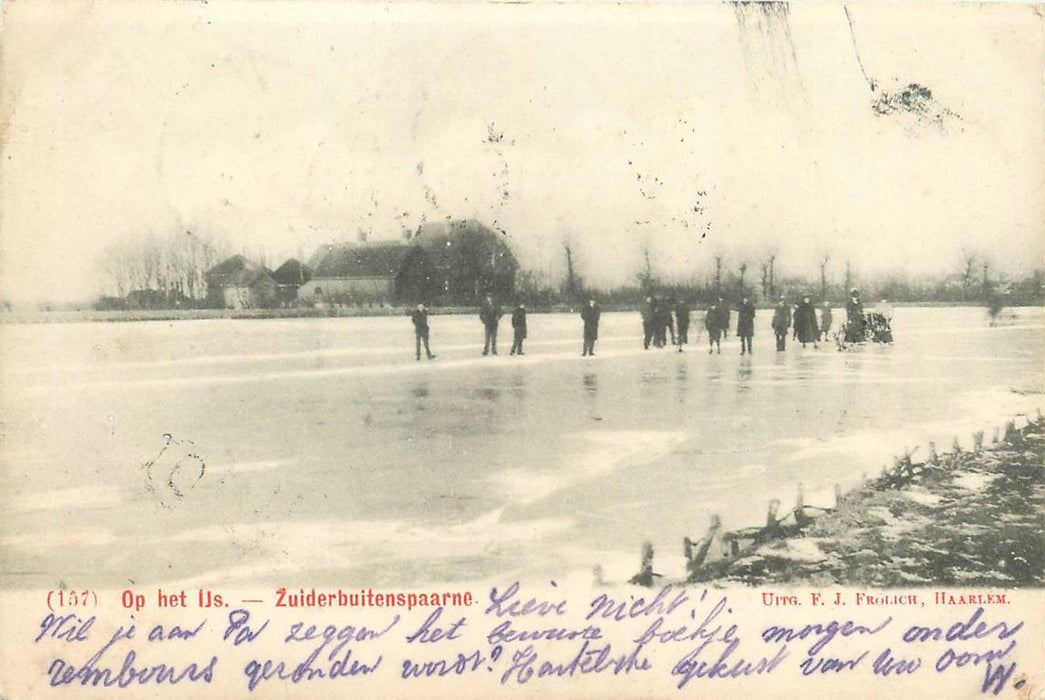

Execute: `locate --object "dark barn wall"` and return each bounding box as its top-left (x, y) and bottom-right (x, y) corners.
top-left (414, 221), bottom-right (518, 305)
top-left (394, 248), bottom-right (439, 304)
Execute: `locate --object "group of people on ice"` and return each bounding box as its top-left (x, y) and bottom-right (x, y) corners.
top-left (641, 292), bottom-right (854, 354)
top-left (408, 288), bottom-right (890, 361)
top-left (409, 295), bottom-right (603, 360)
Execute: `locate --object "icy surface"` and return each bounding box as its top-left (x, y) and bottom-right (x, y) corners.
top-left (1, 306), bottom-right (1042, 588)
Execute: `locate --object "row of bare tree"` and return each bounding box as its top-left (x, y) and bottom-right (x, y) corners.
top-left (96, 230), bottom-right (232, 301)
top-left (523, 238), bottom-right (1024, 307)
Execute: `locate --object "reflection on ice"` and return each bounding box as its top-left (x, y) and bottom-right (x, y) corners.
top-left (0, 306), bottom-right (1042, 587)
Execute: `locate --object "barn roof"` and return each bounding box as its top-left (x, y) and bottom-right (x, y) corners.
top-left (414, 218), bottom-right (504, 243)
top-left (272, 258), bottom-right (312, 285)
top-left (311, 243), bottom-right (421, 279)
top-left (412, 219), bottom-right (517, 269)
top-left (206, 255), bottom-right (275, 286)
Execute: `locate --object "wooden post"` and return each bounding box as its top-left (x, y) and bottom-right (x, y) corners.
top-left (630, 541), bottom-right (655, 587)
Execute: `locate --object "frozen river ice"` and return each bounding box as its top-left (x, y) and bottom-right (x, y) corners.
top-left (1, 306), bottom-right (1042, 588)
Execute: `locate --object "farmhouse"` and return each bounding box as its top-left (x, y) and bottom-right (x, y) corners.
top-left (205, 255), bottom-right (278, 309)
top-left (298, 242), bottom-right (436, 305)
top-left (411, 219), bottom-right (518, 305)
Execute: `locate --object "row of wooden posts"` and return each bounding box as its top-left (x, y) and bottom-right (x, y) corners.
top-left (624, 412), bottom-right (1040, 586)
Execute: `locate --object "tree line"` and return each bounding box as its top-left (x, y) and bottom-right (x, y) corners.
top-left (513, 241), bottom-right (1044, 310)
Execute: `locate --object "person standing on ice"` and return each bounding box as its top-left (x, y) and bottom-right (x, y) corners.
top-left (410, 303), bottom-right (436, 361)
top-left (793, 295), bottom-right (819, 348)
top-left (479, 295), bottom-right (503, 355)
top-left (705, 300), bottom-right (725, 354)
top-left (737, 296), bottom-right (755, 355)
top-left (510, 303), bottom-right (527, 356)
top-left (715, 297), bottom-right (730, 339)
top-left (581, 299), bottom-right (601, 356)
top-left (652, 296), bottom-right (668, 347)
top-left (674, 298), bottom-right (691, 352)
top-left (664, 296), bottom-right (677, 346)
top-left (845, 289), bottom-right (865, 343)
top-left (772, 297), bottom-right (791, 351)
top-left (819, 301), bottom-right (833, 342)
top-left (641, 296), bottom-right (656, 349)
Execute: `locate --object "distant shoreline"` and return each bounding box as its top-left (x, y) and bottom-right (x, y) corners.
top-left (0, 301), bottom-right (1021, 325)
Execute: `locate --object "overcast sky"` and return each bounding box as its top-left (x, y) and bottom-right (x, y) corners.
top-left (1, 2), bottom-right (1042, 303)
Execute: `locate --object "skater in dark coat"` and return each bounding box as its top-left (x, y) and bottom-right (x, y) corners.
top-left (581, 299), bottom-right (601, 356)
top-left (652, 297), bottom-right (668, 347)
top-left (715, 297), bottom-right (730, 337)
top-left (771, 297), bottom-right (791, 351)
top-left (410, 303), bottom-right (436, 360)
top-left (510, 303), bottom-right (527, 355)
top-left (664, 296), bottom-right (677, 346)
top-left (819, 302), bottom-right (833, 341)
top-left (737, 296), bottom-right (755, 355)
top-left (844, 289), bottom-right (865, 343)
top-left (479, 295), bottom-right (503, 355)
top-left (705, 302), bottom-right (725, 354)
top-left (674, 298), bottom-right (691, 352)
top-left (642, 296), bottom-right (655, 349)
top-left (793, 296), bottom-right (819, 347)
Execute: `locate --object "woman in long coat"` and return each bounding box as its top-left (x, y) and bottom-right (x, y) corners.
top-left (793, 296), bottom-right (819, 347)
top-left (845, 289), bottom-right (865, 343)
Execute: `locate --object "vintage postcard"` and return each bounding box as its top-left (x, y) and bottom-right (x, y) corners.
top-left (1, 1), bottom-right (1042, 698)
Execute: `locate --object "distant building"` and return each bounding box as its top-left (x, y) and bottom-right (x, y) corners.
top-left (271, 259), bottom-right (312, 307)
top-left (298, 242), bottom-right (436, 305)
top-left (205, 255), bottom-right (278, 309)
top-left (411, 219), bottom-right (518, 304)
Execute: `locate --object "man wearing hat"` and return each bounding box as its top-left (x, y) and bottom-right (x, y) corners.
top-left (410, 302), bottom-right (436, 361)
top-left (771, 296), bottom-right (791, 351)
top-left (581, 298), bottom-right (601, 356)
top-left (510, 302), bottom-right (527, 355)
top-left (737, 295), bottom-right (755, 355)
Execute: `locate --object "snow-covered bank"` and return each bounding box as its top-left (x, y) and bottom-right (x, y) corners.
top-left (679, 417), bottom-right (1045, 587)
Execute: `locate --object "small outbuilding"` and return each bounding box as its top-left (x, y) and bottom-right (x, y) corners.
top-left (205, 255), bottom-right (278, 309)
top-left (271, 259), bottom-right (312, 307)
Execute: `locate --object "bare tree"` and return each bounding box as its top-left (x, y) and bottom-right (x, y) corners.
top-left (562, 236), bottom-right (582, 301)
top-left (712, 251), bottom-right (725, 296)
top-left (637, 242), bottom-right (656, 293)
top-left (959, 249), bottom-right (977, 303)
top-left (844, 259), bottom-right (853, 296)
top-left (737, 260), bottom-right (748, 298)
top-left (95, 229), bottom-right (229, 303)
top-left (761, 249), bottom-right (777, 299)
top-left (819, 251), bottom-right (831, 301)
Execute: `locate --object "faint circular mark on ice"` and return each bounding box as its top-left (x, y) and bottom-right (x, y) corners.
top-left (142, 433), bottom-right (206, 509)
